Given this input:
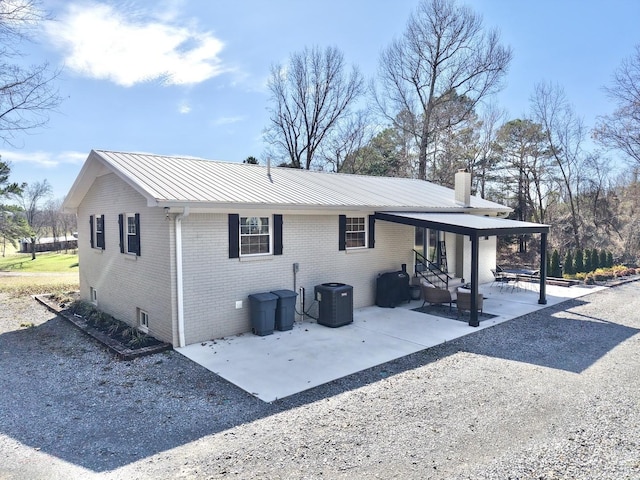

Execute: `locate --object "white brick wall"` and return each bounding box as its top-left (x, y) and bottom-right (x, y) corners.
top-left (179, 213), bottom-right (415, 344)
top-left (77, 173), bottom-right (176, 344)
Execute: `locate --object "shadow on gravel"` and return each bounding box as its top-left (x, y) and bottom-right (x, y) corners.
top-left (1, 292), bottom-right (638, 474)
top-left (460, 298), bottom-right (640, 374)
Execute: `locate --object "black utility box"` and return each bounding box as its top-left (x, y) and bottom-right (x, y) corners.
top-left (271, 289), bottom-right (298, 331)
top-left (376, 270), bottom-right (410, 308)
top-left (314, 283), bottom-right (353, 327)
top-left (248, 292), bottom-right (278, 336)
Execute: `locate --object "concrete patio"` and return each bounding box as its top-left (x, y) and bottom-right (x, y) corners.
top-left (176, 282), bottom-right (604, 402)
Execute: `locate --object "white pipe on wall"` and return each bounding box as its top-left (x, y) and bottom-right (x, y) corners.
top-left (175, 207), bottom-right (190, 347)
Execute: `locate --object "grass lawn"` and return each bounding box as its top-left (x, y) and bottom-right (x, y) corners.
top-left (0, 252), bottom-right (79, 273)
top-left (0, 252), bottom-right (79, 296)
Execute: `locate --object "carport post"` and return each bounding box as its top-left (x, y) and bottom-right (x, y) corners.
top-left (538, 232), bottom-right (548, 305)
top-left (469, 234), bottom-right (480, 327)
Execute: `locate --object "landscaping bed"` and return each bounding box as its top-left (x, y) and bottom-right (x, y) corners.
top-left (35, 292), bottom-right (171, 360)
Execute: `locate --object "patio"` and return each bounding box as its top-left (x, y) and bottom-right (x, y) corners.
top-left (176, 282), bottom-right (604, 402)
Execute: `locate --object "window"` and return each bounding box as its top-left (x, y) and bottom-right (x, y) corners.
top-left (345, 217), bottom-right (366, 248)
top-left (228, 214), bottom-right (283, 259)
top-left (90, 214), bottom-right (105, 250)
top-left (90, 287), bottom-right (97, 305)
top-left (240, 216), bottom-right (271, 255)
top-left (119, 213), bottom-right (141, 256)
top-left (339, 215), bottom-right (375, 250)
top-left (137, 308), bottom-right (149, 333)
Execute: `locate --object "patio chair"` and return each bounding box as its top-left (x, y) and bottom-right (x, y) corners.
top-left (456, 290), bottom-right (483, 317)
top-left (420, 283), bottom-right (453, 311)
top-left (490, 268), bottom-right (509, 289)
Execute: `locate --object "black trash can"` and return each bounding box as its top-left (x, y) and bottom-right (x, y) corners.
top-left (248, 292), bottom-right (278, 336)
top-left (314, 283), bottom-right (353, 327)
top-left (271, 289), bottom-right (298, 331)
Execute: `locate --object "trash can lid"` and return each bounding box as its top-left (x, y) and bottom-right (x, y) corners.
top-left (248, 292), bottom-right (279, 302)
top-left (270, 289), bottom-right (298, 298)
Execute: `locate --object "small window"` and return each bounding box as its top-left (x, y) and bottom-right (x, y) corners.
top-left (240, 216), bottom-right (271, 256)
top-left (137, 308), bottom-right (149, 333)
top-left (345, 217), bottom-right (366, 248)
top-left (90, 287), bottom-right (97, 305)
top-left (120, 213), bottom-right (141, 256)
top-left (91, 214), bottom-right (105, 249)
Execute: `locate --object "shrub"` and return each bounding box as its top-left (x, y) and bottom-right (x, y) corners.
top-left (584, 249), bottom-right (592, 273)
top-left (550, 249), bottom-right (561, 278)
top-left (574, 248), bottom-right (584, 273)
top-left (563, 250), bottom-right (574, 276)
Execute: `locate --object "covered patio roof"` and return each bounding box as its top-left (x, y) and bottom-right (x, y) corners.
top-left (375, 211), bottom-right (550, 327)
top-left (374, 212), bottom-right (549, 236)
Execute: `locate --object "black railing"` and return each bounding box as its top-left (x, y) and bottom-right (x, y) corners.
top-left (413, 249), bottom-right (454, 290)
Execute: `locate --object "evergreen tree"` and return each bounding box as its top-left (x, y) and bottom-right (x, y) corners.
top-left (563, 250), bottom-right (574, 275)
top-left (574, 248), bottom-right (584, 273)
top-left (606, 251), bottom-right (614, 268)
top-left (599, 249), bottom-right (607, 269)
top-left (592, 249), bottom-right (600, 270)
top-left (584, 249), bottom-right (592, 273)
top-left (550, 249), bottom-right (561, 277)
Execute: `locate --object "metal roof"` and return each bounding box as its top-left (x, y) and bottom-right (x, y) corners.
top-left (63, 149), bottom-right (513, 213)
top-left (375, 212), bottom-right (550, 236)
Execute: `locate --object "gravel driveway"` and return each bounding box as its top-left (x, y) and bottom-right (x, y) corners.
top-left (1, 283), bottom-right (639, 479)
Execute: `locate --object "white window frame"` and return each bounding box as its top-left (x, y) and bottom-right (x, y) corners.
top-left (125, 213), bottom-right (137, 255)
top-left (345, 216), bottom-right (367, 249)
top-left (239, 216), bottom-right (272, 256)
top-left (137, 308), bottom-right (149, 333)
top-left (90, 287), bottom-right (98, 306)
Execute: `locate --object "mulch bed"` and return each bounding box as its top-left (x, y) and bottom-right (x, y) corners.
top-left (34, 294), bottom-right (172, 360)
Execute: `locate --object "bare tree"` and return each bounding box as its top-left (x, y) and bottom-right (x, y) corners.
top-left (19, 179), bottom-right (51, 259)
top-left (0, 0), bottom-right (61, 145)
top-left (320, 110), bottom-right (372, 173)
top-left (530, 82), bottom-right (586, 249)
top-left (593, 44), bottom-right (640, 166)
top-left (374, 0), bottom-right (512, 180)
top-left (264, 45), bottom-right (364, 170)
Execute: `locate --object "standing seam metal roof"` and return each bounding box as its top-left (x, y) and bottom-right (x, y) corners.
top-left (73, 150), bottom-right (512, 211)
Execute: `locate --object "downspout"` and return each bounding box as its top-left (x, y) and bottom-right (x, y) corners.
top-left (175, 207), bottom-right (190, 347)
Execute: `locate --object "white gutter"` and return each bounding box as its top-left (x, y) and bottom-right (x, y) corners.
top-left (175, 207), bottom-right (190, 347)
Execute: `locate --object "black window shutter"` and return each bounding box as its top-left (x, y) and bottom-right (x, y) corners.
top-left (134, 213), bottom-right (141, 256)
top-left (118, 214), bottom-right (124, 253)
top-left (228, 214), bottom-right (239, 258)
top-left (368, 215), bottom-right (375, 248)
top-left (99, 214), bottom-right (105, 250)
top-left (338, 215), bottom-right (346, 251)
top-left (89, 215), bottom-right (94, 248)
top-left (273, 214), bottom-right (283, 255)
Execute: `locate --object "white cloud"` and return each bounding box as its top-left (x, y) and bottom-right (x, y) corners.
top-left (0, 150), bottom-right (87, 168)
top-left (214, 116), bottom-right (244, 126)
top-left (45, 2), bottom-right (226, 87)
top-left (178, 101), bottom-right (191, 114)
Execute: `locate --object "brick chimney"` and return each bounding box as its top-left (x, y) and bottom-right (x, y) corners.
top-left (455, 169), bottom-right (471, 207)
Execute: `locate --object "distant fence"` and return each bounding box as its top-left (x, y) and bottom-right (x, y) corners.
top-left (19, 239), bottom-right (78, 254)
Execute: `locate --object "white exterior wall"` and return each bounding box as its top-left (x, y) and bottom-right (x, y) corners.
top-left (179, 213), bottom-right (414, 344)
top-left (461, 235), bottom-right (497, 285)
top-left (77, 174), bottom-right (176, 344)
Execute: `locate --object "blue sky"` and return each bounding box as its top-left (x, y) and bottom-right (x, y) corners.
top-left (2, 0), bottom-right (640, 200)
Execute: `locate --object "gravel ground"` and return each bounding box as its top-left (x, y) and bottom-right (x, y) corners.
top-left (1, 283), bottom-right (639, 479)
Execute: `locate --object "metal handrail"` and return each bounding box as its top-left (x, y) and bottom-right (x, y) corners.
top-left (413, 249), bottom-right (453, 290)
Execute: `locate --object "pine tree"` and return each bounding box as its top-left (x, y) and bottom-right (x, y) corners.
top-left (599, 249), bottom-right (607, 269)
top-left (563, 250), bottom-right (574, 275)
top-left (606, 251), bottom-right (614, 268)
top-left (550, 249), bottom-right (561, 277)
top-left (584, 249), bottom-right (592, 273)
top-left (592, 249), bottom-right (600, 270)
top-left (574, 248), bottom-right (584, 273)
